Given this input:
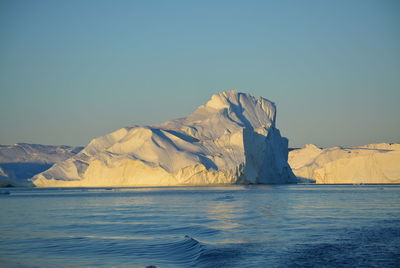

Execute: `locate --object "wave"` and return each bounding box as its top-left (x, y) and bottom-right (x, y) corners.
top-left (7, 234), bottom-right (207, 267)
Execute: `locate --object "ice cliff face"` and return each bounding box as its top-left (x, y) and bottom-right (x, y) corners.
top-left (289, 143), bottom-right (400, 184)
top-left (32, 91), bottom-right (296, 187)
top-left (0, 143), bottom-right (83, 186)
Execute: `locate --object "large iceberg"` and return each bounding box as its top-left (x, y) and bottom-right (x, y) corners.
top-left (32, 91), bottom-right (296, 187)
top-left (0, 143), bottom-right (82, 186)
top-left (289, 143), bottom-right (400, 184)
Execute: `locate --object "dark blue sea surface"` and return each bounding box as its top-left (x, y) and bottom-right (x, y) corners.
top-left (0, 185), bottom-right (399, 267)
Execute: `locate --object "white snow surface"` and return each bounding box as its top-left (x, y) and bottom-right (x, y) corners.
top-left (32, 90), bottom-right (296, 187)
top-left (0, 143), bottom-right (82, 186)
top-left (288, 143), bottom-right (400, 184)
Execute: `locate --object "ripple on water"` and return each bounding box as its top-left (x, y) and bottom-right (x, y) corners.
top-left (213, 195), bottom-right (236, 201)
top-left (281, 225), bottom-right (400, 268)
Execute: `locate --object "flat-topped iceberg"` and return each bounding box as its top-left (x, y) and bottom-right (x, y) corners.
top-left (289, 143), bottom-right (400, 184)
top-left (32, 91), bottom-right (296, 187)
top-left (0, 143), bottom-right (82, 187)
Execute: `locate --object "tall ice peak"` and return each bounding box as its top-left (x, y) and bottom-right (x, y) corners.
top-left (205, 90), bottom-right (275, 112)
top-left (183, 90), bottom-right (277, 132)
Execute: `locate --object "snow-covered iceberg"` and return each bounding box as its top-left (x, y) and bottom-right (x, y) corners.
top-left (0, 143), bottom-right (82, 186)
top-left (288, 143), bottom-right (400, 184)
top-left (32, 91), bottom-right (296, 187)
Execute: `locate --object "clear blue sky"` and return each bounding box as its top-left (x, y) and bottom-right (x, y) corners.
top-left (1, 0), bottom-right (399, 147)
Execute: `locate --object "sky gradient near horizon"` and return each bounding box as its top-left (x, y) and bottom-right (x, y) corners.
top-left (1, 0), bottom-right (399, 148)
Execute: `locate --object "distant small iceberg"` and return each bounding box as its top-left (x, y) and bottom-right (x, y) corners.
top-left (288, 143), bottom-right (400, 184)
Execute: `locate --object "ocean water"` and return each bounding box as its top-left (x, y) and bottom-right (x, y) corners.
top-left (0, 185), bottom-right (399, 267)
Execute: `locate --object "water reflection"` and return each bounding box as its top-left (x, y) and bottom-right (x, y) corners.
top-left (206, 200), bottom-right (243, 230)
